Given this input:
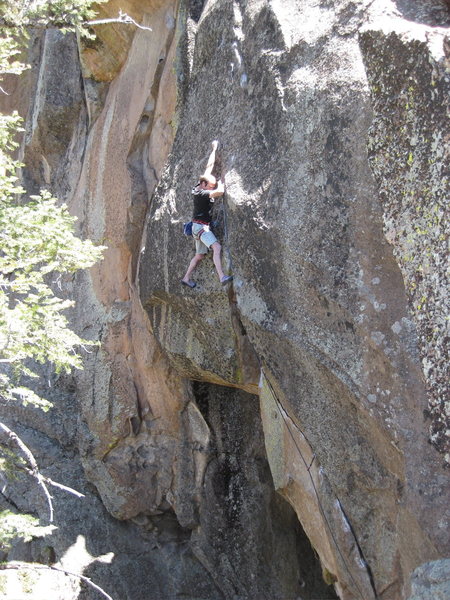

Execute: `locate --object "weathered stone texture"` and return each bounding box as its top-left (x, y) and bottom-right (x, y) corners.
top-left (1, 1), bottom-right (449, 600)
top-left (185, 382), bottom-right (337, 599)
top-left (407, 559), bottom-right (450, 600)
top-left (20, 30), bottom-right (88, 200)
top-left (140, 1), bottom-right (449, 599)
top-left (360, 20), bottom-right (450, 463)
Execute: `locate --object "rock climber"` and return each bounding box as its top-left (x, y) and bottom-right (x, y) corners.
top-left (181, 140), bottom-right (233, 289)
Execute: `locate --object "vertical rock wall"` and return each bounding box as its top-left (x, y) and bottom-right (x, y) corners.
top-left (1, 1), bottom-right (334, 599)
top-left (360, 11), bottom-right (450, 463)
top-left (1, 1), bottom-right (449, 600)
top-left (140, 1), bottom-right (450, 599)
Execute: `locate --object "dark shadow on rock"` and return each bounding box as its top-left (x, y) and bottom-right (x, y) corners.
top-left (189, 0), bottom-right (207, 23)
top-left (0, 417), bottom-right (221, 600)
top-left (191, 381), bottom-right (338, 600)
top-left (393, 0), bottom-right (450, 26)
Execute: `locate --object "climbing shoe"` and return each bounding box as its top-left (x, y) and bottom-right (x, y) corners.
top-left (181, 280), bottom-right (196, 288)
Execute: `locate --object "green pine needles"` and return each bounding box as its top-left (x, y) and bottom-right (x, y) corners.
top-left (0, 1), bottom-right (106, 407)
top-left (0, 509), bottom-right (54, 552)
top-left (0, 184), bottom-right (105, 405)
top-left (0, 0), bottom-right (107, 38)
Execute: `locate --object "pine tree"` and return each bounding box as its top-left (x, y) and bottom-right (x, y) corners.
top-left (0, 0), bottom-right (107, 405)
top-left (0, 0), bottom-right (106, 575)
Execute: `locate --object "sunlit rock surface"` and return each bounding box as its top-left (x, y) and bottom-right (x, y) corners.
top-left (407, 559), bottom-right (450, 600)
top-left (140, 1), bottom-right (450, 599)
top-left (1, 1), bottom-right (449, 599)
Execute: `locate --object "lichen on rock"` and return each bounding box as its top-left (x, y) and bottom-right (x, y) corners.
top-left (1, 1), bottom-right (450, 599)
top-left (360, 20), bottom-right (450, 463)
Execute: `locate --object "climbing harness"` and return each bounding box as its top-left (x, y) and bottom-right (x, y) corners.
top-left (183, 220), bottom-right (207, 238)
top-left (183, 221), bottom-right (193, 236)
top-left (193, 227), bottom-right (205, 240)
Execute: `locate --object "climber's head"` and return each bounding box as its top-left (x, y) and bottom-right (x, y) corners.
top-left (199, 174), bottom-right (217, 189)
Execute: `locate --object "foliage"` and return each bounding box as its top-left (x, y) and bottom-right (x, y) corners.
top-left (0, 0), bottom-right (107, 38)
top-left (0, 184), bottom-right (104, 401)
top-left (0, 37), bottom-right (25, 80)
top-left (0, 114), bottom-right (105, 403)
top-left (0, 0), bottom-right (106, 404)
top-left (0, 6), bottom-right (111, 598)
top-left (0, 0), bottom-right (105, 569)
top-left (0, 446), bottom-right (26, 478)
top-left (0, 510), bottom-right (54, 553)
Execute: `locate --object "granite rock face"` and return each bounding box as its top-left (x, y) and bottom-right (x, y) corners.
top-left (140, 1), bottom-right (450, 599)
top-left (1, 1), bottom-right (449, 600)
top-left (407, 559), bottom-right (450, 600)
top-left (360, 17), bottom-right (450, 463)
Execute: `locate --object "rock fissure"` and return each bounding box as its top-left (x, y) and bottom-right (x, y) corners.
top-left (1, 1), bottom-right (449, 599)
top-left (188, 381), bottom-right (338, 600)
top-left (260, 369), bottom-right (377, 600)
top-left (334, 498), bottom-right (379, 600)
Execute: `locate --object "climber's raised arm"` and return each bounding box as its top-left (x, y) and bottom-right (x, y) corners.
top-left (198, 140), bottom-right (223, 196)
top-left (181, 141), bottom-right (232, 289)
top-left (202, 140), bottom-right (219, 179)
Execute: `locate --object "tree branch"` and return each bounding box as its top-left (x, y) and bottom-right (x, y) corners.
top-left (87, 10), bottom-right (152, 31)
top-left (0, 562), bottom-right (114, 600)
top-left (0, 11), bottom-right (152, 32)
top-left (41, 476), bottom-right (85, 498)
top-left (17, 464), bottom-right (85, 498)
top-left (0, 422), bottom-right (53, 522)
